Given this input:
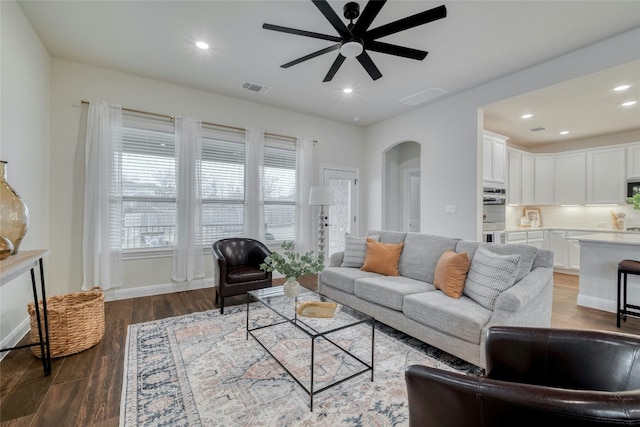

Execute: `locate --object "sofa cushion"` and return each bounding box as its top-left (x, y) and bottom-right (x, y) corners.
top-left (398, 233), bottom-right (459, 283)
top-left (354, 276), bottom-right (434, 311)
top-left (463, 246), bottom-right (521, 310)
top-left (433, 250), bottom-right (471, 299)
top-left (361, 239), bottom-right (404, 276)
top-left (341, 233), bottom-right (379, 268)
top-left (367, 229), bottom-right (407, 244)
top-left (483, 243), bottom-right (537, 282)
top-left (320, 267), bottom-right (381, 295)
top-left (455, 241), bottom-right (537, 282)
top-left (403, 292), bottom-right (492, 344)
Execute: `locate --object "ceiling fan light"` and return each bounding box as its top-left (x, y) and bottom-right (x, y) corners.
top-left (340, 41), bottom-right (363, 58)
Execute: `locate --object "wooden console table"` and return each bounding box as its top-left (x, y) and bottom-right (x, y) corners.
top-left (0, 250), bottom-right (52, 376)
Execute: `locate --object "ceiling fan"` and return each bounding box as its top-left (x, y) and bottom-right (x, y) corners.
top-left (262, 0), bottom-right (447, 82)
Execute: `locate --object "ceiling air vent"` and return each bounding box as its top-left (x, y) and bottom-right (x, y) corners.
top-left (242, 82), bottom-right (270, 94)
top-left (399, 86), bottom-right (448, 106)
top-left (530, 127), bottom-right (546, 132)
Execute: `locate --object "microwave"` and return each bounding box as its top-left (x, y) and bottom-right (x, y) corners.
top-left (628, 179), bottom-right (640, 200)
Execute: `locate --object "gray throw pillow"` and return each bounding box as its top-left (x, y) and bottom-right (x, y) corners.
top-left (463, 246), bottom-right (521, 310)
top-left (341, 233), bottom-right (379, 268)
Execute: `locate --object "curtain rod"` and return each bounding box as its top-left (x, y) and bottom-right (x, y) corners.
top-left (80, 100), bottom-right (317, 144)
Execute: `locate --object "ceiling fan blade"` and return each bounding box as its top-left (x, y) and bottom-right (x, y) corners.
top-left (351, 0), bottom-right (387, 37)
top-left (263, 23), bottom-right (341, 42)
top-left (323, 54), bottom-right (346, 82)
top-left (312, 0), bottom-right (351, 39)
top-left (282, 44), bottom-right (341, 68)
top-left (366, 40), bottom-right (428, 60)
top-left (357, 51), bottom-right (383, 81)
top-left (366, 4), bottom-right (447, 40)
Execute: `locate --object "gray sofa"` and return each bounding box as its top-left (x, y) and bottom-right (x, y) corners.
top-left (318, 230), bottom-right (554, 369)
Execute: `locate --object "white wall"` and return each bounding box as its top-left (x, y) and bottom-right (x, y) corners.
top-left (49, 59), bottom-right (366, 299)
top-left (365, 28), bottom-right (640, 241)
top-left (0, 1), bottom-right (51, 349)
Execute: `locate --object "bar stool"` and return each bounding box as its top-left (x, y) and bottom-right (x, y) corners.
top-left (617, 259), bottom-right (640, 328)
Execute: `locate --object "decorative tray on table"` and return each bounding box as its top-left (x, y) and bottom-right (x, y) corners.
top-left (296, 301), bottom-right (342, 318)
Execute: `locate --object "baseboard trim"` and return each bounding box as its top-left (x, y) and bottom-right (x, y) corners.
top-left (577, 294), bottom-right (616, 313)
top-left (0, 317), bottom-right (31, 362)
top-left (104, 279), bottom-right (216, 302)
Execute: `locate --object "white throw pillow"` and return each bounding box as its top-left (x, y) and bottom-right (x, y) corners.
top-left (463, 246), bottom-right (521, 310)
top-left (341, 233), bottom-right (379, 268)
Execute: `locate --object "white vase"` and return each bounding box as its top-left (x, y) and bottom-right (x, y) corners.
top-left (283, 277), bottom-right (300, 297)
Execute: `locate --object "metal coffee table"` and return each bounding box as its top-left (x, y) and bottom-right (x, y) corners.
top-left (246, 286), bottom-right (375, 411)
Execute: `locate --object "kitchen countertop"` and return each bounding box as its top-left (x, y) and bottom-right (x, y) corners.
top-left (567, 233), bottom-right (640, 245)
top-left (505, 226), bottom-right (640, 234)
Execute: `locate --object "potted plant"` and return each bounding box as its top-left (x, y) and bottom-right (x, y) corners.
top-left (628, 193), bottom-right (640, 210)
top-left (260, 241), bottom-right (325, 297)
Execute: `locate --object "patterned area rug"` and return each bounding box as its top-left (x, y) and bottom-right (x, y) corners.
top-left (120, 304), bottom-right (481, 427)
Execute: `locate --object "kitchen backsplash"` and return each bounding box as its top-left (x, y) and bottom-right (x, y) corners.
top-left (506, 204), bottom-right (639, 230)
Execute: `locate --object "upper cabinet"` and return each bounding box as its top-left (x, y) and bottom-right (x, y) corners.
top-left (586, 146), bottom-right (626, 204)
top-left (505, 142), bottom-right (638, 206)
top-left (533, 155), bottom-right (555, 205)
top-left (483, 131), bottom-right (507, 188)
top-left (507, 148), bottom-right (534, 205)
top-left (628, 145), bottom-right (640, 179)
top-left (555, 152), bottom-right (586, 205)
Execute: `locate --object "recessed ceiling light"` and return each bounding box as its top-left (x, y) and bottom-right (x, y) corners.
top-left (343, 88), bottom-right (353, 94)
top-left (195, 41), bottom-right (210, 50)
top-left (559, 131), bottom-right (570, 135)
top-left (521, 113), bottom-right (533, 119)
top-left (622, 100), bottom-right (637, 107)
top-left (614, 84), bottom-right (631, 91)
top-left (353, 116), bottom-right (360, 122)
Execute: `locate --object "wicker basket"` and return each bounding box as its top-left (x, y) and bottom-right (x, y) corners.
top-left (27, 287), bottom-right (105, 358)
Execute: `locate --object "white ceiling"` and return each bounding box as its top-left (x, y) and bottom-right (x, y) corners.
top-left (17, 0), bottom-right (640, 145)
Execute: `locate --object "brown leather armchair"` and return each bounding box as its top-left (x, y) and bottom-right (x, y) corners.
top-left (405, 326), bottom-right (640, 426)
top-left (212, 238), bottom-right (272, 314)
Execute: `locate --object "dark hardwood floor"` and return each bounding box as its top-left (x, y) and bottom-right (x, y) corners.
top-left (2, 273), bottom-right (639, 426)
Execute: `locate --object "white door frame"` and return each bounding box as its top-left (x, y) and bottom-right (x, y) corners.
top-left (404, 167), bottom-right (420, 232)
top-left (320, 164), bottom-right (359, 253)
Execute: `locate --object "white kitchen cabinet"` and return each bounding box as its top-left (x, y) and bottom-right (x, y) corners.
top-left (527, 230), bottom-right (545, 249)
top-left (506, 231), bottom-right (527, 244)
top-left (507, 148), bottom-right (535, 205)
top-left (565, 231), bottom-right (594, 270)
top-left (555, 152), bottom-right (586, 205)
top-left (483, 131), bottom-right (507, 187)
top-left (534, 155), bottom-right (555, 205)
top-left (507, 149), bottom-right (522, 204)
top-left (627, 143), bottom-right (640, 179)
top-left (521, 153), bottom-right (534, 205)
top-left (548, 230), bottom-right (567, 268)
top-left (506, 230), bottom-right (545, 249)
top-left (586, 146), bottom-right (626, 203)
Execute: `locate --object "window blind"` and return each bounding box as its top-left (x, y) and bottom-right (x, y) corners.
top-left (263, 139), bottom-right (296, 242)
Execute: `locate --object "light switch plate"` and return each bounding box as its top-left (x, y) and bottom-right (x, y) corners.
top-left (445, 205), bottom-right (457, 214)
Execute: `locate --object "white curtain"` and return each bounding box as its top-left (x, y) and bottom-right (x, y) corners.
top-left (172, 117), bottom-right (204, 282)
top-left (244, 128), bottom-right (265, 240)
top-left (295, 137), bottom-right (314, 254)
top-left (82, 101), bottom-right (123, 291)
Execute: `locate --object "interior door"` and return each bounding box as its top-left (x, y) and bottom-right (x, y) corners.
top-left (405, 169), bottom-right (420, 232)
top-left (322, 167), bottom-right (358, 258)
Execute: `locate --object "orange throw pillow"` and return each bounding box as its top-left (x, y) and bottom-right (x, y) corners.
top-left (433, 250), bottom-right (471, 299)
top-left (361, 238), bottom-right (404, 276)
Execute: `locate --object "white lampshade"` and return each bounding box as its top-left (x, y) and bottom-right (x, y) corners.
top-left (308, 186), bottom-right (335, 206)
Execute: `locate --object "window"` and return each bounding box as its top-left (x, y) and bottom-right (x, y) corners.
top-left (201, 128), bottom-right (246, 243)
top-left (263, 138), bottom-right (296, 242)
top-left (121, 118), bottom-right (176, 249)
top-left (119, 113), bottom-right (300, 251)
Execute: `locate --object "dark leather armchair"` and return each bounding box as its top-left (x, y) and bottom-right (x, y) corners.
top-left (212, 238), bottom-right (272, 314)
top-left (405, 326), bottom-right (640, 426)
